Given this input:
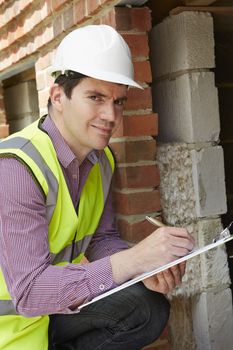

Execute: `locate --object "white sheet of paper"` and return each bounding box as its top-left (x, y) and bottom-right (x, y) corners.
top-left (79, 227), bottom-right (233, 310)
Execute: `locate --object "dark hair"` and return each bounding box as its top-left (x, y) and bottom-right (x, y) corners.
top-left (47, 71), bottom-right (87, 109)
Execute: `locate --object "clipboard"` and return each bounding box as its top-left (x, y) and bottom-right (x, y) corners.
top-left (79, 221), bottom-right (233, 310)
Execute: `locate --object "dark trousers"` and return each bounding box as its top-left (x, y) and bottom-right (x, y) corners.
top-left (48, 282), bottom-right (170, 350)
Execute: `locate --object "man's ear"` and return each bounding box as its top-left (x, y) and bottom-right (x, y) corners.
top-left (49, 84), bottom-right (64, 112)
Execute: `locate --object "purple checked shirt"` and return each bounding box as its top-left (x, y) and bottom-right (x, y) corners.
top-left (0, 115), bottom-right (128, 316)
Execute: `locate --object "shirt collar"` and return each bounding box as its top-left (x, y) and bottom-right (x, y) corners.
top-left (41, 115), bottom-right (100, 168)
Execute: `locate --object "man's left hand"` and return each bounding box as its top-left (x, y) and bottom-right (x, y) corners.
top-left (142, 262), bottom-right (186, 294)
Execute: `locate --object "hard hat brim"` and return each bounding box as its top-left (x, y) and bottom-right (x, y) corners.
top-left (49, 67), bottom-right (143, 89)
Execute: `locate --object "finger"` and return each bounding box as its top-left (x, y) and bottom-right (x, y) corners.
top-left (170, 236), bottom-right (194, 252)
top-left (163, 269), bottom-right (176, 291)
top-left (156, 227), bottom-right (195, 252)
top-left (170, 265), bottom-right (182, 285)
top-left (168, 245), bottom-right (193, 258)
top-left (158, 227), bottom-right (195, 243)
top-left (156, 272), bottom-right (170, 294)
top-left (178, 261), bottom-right (186, 276)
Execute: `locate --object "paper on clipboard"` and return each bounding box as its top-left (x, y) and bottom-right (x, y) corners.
top-left (79, 223), bottom-right (233, 310)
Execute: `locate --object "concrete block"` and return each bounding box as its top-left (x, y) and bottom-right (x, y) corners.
top-left (157, 143), bottom-right (197, 225)
top-left (192, 289), bottom-right (233, 350)
top-left (191, 146), bottom-right (227, 217)
top-left (150, 11), bottom-right (215, 78)
top-left (4, 81), bottom-right (39, 119)
top-left (152, 72), bottom-right (220, 143)
top-left (158, 144), bottom-right (227, 221)
top-left (197, 219), bottom-right (231, 287)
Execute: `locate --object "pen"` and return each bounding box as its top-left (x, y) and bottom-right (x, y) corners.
top-left (146, 216), bottom-right (166, 228)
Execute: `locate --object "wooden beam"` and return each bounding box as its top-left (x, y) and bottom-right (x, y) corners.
top-left (170, 6), bottom-right (233, 15)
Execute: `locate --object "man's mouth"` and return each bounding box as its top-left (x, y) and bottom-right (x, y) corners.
top-left (91, 125), bottom-right (113, 136)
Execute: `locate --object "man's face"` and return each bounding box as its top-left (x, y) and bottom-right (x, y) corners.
top-left (54, 77), bottom-right (127, 161)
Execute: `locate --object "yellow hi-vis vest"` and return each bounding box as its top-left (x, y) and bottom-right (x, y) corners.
top-left (0, 118), bottom-right (115, 350)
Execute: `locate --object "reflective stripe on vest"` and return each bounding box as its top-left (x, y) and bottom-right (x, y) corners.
top-left (0, 300), bottom-right (17, 315)
top-left (0, 137), bottom-right (58, 223)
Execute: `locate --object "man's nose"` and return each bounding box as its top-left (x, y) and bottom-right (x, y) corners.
top-left (100, 102), bottom-right (117, 121)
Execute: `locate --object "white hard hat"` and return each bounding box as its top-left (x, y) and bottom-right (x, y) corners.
top-left (50, 25), bottom-right (142, 89)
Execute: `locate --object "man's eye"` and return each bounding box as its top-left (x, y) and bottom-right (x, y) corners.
top-left (89, 95), bottom-right (104, 102)
top-left (115, 99), bottom-right (125, 106)
top-left (90, 95), bottom-right (98, 101)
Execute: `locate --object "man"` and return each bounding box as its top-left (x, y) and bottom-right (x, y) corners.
top-left (0, 25), bottom-right (194, 350)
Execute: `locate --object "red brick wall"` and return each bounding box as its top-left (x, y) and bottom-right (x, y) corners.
top-left (0, 1), bottom-right (168, 348)
top-left (110, 7), bottom-right (161, 244)
top-left (0, 84), bottom-right (8, 138)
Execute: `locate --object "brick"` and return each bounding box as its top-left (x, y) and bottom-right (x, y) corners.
top-left (134, 60), bottom-right (152, 83)
top-left (8, 21), bottom-right (17, 45)
top-left (150, 11), bottom-right (215, 78)
top-left (117, 217), bottom-right (158, 242)
top-left (73, 0), bottom-right (86, 24)
top-left (99, 0), bottom-right (115, 4)
top-left (19, 0), bottom-right (34, 12)
top-left (123, 33), bottom-right (149, 58)
top-left (114, 164), bottom-right (160, 189)
top-left (114, 190), bottom-right (161, 215)
top-left (0, 97), bottom-right (5, 110)
top-left (42, 25), bottom-right (54, 45)
top-left (38, 89), bottom-right (50, 110)
top-left (34, 29), bottom-right (44, 51)
top-left (0, 30), bottom-right (8, 51)
top-left (110, 139), bottom-right (156, 163)
top-left (125, 87), bottom-right (152, 110)
top-left (45, 71), bottom-right (55, 89)
top-left (115, 7), bottom-right (151, 32)
top-left (100, 8), bottom-right (116, 27)
top-left (15, 17), bottom-right (25, 40)
top-left (53, 15), bottom-right (63, 37)
top-left (86, 0), bottom-right (101, 16)
top-left (191, 146), bottom-right (227, 217)
top-left (0, 111), bottom-right (6, 124)
top-left (35, 52), bottom-right (52, 71)
top-left (31, 7), bottom-right (43, 29)
top-left (63, 5), bottom-right (74, 30)
top-left (153, 72), bottom-right (220, 143)
top-left (41, 0), bottom-right (52, 18)
top-left (36, 72), bottom-right (46, 91)
top-left (52, 0), bottom-right (68, 11)
top-left (92, 18), bottom-right (101, 25)
top-left (0, 124), bottom-right (9, 138)
top-left (113, 113), bottom-right (158, 138)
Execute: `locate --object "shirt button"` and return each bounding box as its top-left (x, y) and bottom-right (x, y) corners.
top-left (99, 284), bottom-right (105, 291)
